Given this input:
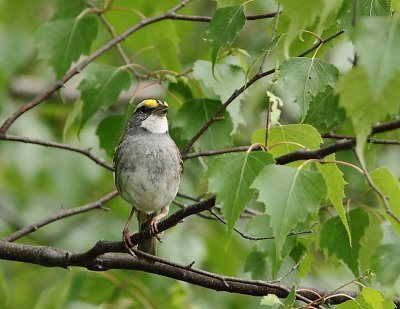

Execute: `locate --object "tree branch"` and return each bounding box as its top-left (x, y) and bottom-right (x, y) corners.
top-left (0, 133), bottom-right (113, 171)
top-left (183, 119), bottom-right (400, 165)
top-left (169, 11), bottom-right (280, 22)
top-left (2, 240), bottom-right (399, 307)
top-left (2, 190), bottom-right (118, 242)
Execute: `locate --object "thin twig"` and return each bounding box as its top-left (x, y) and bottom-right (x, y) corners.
top-left (0, 133), bottom-right (113, 171)
top-left (210, 210), bottom-right (316, 241)
top-left (2, 190), bottom-right (118, 242)
top-left (301, 270), bottom-right (372, 308)
top-left (169, 11), bottom-right (280, 22)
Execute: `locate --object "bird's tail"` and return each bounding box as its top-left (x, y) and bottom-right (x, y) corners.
top-left (137, 211), bottom-right (157, 255)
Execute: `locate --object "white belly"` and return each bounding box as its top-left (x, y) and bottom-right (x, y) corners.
top-left (119, 166), bottom-right (178, 213)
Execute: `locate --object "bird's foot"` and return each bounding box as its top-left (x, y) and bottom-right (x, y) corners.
top-left (122, 226), bottom-right (136, 256)
top-left (149, 218), bottom-right (163, 242)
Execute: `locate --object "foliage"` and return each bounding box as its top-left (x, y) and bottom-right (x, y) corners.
top-left (1, 0), bottom-right (400, 308)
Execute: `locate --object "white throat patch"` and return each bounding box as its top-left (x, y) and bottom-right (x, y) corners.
top-left (141, 114), bottom-right (168, 134)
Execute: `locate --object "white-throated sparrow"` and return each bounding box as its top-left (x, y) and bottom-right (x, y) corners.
top-left (113, 99), bottom-right (182, 255)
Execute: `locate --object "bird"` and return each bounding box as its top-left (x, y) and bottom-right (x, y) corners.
top-left (113, 99), bottom-right (183, 255)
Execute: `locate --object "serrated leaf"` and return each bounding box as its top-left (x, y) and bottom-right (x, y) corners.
top-left (371, 244), bottom-right (400, 285)
top-left (316, 154), bottom-right (351, 245)
top-left (78, 63), bottom-right (131, 129)
top-left (37, 16), bottom-right (98, 79)
top-left (207, 152), bottom-right (274, 238)
top-left (252, 124), bottom-right (323, 159)
top-left (275, 57), bottom-right (339, 120)
top-left (252, 165), bottom-right (326, 257)
top-left (353, 17), bottom-right (400, 94)
top-left (173, 98), bottom-right (233, 150)
top-left (205, 5), bottom-right (246, 74)
top-left (303, 86), bottom-right (345, 132)
top-left (336, 287), bottom-right (395, 309)
top-left (193, 59), bottom-right (246, 133)
top-left (370, 167), bottom-right (400, 235)
top-left (320, 207), bottom-right (369, 276)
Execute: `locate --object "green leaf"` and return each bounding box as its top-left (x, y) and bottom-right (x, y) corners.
top-left (275, 57), bottom-right (339, 120)
top-left (282, 286), bottom-right (296, 307)
top-left (244, 251), bottom-right (267, 280)
top-left (96, 115), bottom-right (125, 158)
top-left (252, 124), bottom-right (322, 159)
top-left (151, 20), bottom-right (181, 72)
top-left (205, 5), bottom-right (246, 74)
top-left (320, 207), bottom-right (369, 276)
top-left (370, 167), bottom-right (400, 235)
top-left (260, 286), bottom-right (295, 308)
top-left (303, 86), bottom-right (345, 132)
top-left (353, 17), bottom-right (400, 94)
top-left (338, 0), bottom-right (391, 33)
top-left (316, 155), bottom-right (351, 245)
top-left (276, 0), bottom-right (324, 56)
top-left (37, 16), bottom-right (98, 79)
top-left (336, 67), bottom-right (399, 154)
top-left (260, 294), bottom-right (284, 308)
top-left (53, 0), bottom-right (86, 19)
top-left (371, 244), bottom-right (400, 285)
top-left (336, 287), bottom-right (395, 309)
top-left (252, 165), bottom-right (326, 257)
top-left (207, 152), bottom-right (274, 238)
top-left (246, 214), bottom-right (298, 278)
top-left (173, 98), bottom-right (233, 150)
top-left (359, 212), bottom-right (383, 271)
top-left (78, 63), bottom-right (131, 129)
top-left (193, 59), bottom-right (246, 133)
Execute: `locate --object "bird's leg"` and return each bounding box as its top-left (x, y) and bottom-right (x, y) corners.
top-left (149, 205), bottom-right (169, 240)
top-left (122, 207), bottom-right (136, 251)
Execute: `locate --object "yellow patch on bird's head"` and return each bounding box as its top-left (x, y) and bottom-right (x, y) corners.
top-left (143, 99), bottom-right (158, 108)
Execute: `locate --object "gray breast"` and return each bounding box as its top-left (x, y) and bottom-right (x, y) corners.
top-left (114, 132), bottom-right (181, 213)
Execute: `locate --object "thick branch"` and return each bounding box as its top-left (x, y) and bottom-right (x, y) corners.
top-left (1, 241), bottom-right (399, 307)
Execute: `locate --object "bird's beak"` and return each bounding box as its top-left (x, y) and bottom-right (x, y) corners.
top-left (153, 104), bottom-right (168, 115)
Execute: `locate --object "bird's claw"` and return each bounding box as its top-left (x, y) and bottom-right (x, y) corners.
top-left (149, 219), bottom-right (163, 243)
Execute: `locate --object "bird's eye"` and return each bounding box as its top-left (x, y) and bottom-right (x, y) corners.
top-left (140, 106), bottom-right (150, 113)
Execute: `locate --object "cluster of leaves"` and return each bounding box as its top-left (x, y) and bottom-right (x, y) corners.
top-left (1, 0), bottom-right (400, 308)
